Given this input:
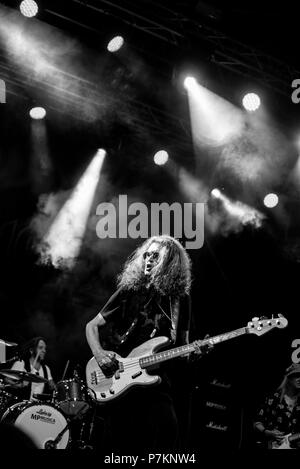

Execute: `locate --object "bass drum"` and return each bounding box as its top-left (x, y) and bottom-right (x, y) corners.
top-left (1, 401), bottom-right (70, 449)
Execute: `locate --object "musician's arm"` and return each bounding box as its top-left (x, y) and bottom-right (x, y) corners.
top-left (85, 312), bottom-right (107, 364)
top-left (46, 366), bottom-right (56, 391)
top-left (254, 421), bottom-right (267, 434)
top-left (254, 420), bottom-right (285, 442)
top-left (86, 288), bottom-right (122, 372)
top-left (178, 295), bottom-right (213, 358)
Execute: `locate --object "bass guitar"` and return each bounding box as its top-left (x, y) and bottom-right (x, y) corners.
top-left (86, 315), bottom-right (287, 403)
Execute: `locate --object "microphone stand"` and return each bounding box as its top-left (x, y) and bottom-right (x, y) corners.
top-left (0, 356), bottom-right (20, 368)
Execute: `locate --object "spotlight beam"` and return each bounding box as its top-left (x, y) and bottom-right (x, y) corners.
top-left (185, 78), bottom-right (244, 148)
top-left (38, 149), bottom-right (106, 268)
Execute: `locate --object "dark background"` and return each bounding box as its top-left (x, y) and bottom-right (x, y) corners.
top-left (1, 0), bottom-right (300, 449)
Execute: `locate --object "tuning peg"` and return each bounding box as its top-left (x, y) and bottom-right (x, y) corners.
top-left (251, 317), bottom-right (259, 321)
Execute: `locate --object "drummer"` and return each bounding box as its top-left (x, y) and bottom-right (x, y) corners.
top-left (9, 337), bottom-right (56, 400)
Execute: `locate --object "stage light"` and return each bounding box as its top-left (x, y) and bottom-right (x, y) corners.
top-left (107, 36), bottom-right (124, 53)
top-left (183, 76), bottom-right (197, 90)
top-left (154, 150), bottom-right (169, 166)
top-left (29, 107), bottom-right (46, 119)
top-left (19, 0), bottom-right (38, 18)
top-left (263, 193), bottom-right (278, 208)
top-left (242, 93), bottom-right (261, 112)
top-left (211, 188), bottom-right (221, 198)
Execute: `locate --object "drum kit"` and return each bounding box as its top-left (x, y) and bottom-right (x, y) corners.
top-left (0, 363), bottom-right (97, 449)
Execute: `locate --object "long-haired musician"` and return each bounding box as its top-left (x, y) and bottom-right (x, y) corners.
top-left (9, 337), bottom-right (56, 400)
top-left (86, 235), bottom-right (206, 451)
top-left (254, 363), bottom-right (300, 449)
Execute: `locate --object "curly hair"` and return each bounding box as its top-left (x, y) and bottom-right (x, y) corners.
top-left (19, 337), bottom-right (46, 359)
top-left (117, 235), bottom-right (192, 297)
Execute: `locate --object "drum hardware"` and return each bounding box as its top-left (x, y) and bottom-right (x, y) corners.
top-left (43, 402), bottom-right (90, 449)
top-left (33, 393), bottom-right (55, 403)
top-left (66, 403), bottom-right (97, 450)
top-left (79, 404), bottom-right (97, 450)
top-left (0, 340), bottom-right (18, 347)
top-left (0, 355), bottom-right (20, 366)
top-left (0, 389), bottom-right (19, 418)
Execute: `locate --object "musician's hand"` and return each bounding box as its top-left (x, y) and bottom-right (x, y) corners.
top-left (189, 335), bottom-right (213, 362)
top-left (95, 350), bottom-right (119, 378)
top-left (193, 334), bottom-right (213, 358)
top-left (264, 429), bottom-right (285, 443)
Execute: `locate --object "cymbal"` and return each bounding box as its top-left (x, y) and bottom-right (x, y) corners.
top-left (0, 369), bottom-right (48, 383)
top-left (0, 340), bottom-right (18, 347)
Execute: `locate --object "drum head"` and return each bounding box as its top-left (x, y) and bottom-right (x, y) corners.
top-left (3, 402), bottom-right (69, 449)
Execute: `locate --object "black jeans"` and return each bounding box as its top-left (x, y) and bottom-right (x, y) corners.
top-left (99, 386), bottom-right (179, 453)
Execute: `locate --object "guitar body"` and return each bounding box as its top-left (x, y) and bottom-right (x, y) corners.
top-left (86, 336), bottom-right (170, 403)
top-left (270, 434), bottom-right (292, 449)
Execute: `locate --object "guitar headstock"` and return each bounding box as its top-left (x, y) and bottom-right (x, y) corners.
top-left (247, 314), bottom-right (288, 336)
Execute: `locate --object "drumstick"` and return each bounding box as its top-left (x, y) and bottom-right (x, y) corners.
top-left (61, 360), bottom-right (70, 381)
top-left (32, 348), bottom-right (41, 370)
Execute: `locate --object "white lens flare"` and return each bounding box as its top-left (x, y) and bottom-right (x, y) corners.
top-left (211, 188), bottom-right (221, 198)
top-left (154, 150), bottom-right (169, 166)
top-left (29, 107), bottom-right (46, 119)
top-left (107, 36), bottom-right (124, 53)
top-left (242, 93), bottom-right (261, 112)
top-left (183, 76), bottom-right (197, 90)
top-left (20, 0), bottom-right (38, 18)
top-left (263, 193), bottom-right (278, 208)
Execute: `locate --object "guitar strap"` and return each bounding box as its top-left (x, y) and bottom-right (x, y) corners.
top-left (156, 296), bottom-right (180, 342)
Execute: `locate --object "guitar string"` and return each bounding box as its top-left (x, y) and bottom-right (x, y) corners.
top-left (96, 331), bottom-right (248, 377)
top-left (94, 333), bottom-right (245, 380)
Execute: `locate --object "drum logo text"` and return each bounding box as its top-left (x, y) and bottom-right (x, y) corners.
top-left (31, 409), bottom-right (56, 424)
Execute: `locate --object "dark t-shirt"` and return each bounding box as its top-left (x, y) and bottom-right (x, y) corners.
top-left (98, 286), bottom-right (191, 357)
top-left (96, 287), bottom-right (192, 450)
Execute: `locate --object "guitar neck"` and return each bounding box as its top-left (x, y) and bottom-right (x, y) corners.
top-left (139, 327), bottom-right (248, 368)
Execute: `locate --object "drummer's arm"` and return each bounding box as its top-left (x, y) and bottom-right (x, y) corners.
top-left (47, 367), bottom-right (56, 391)
top-left (48, 379), bottom-right (56, 391)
